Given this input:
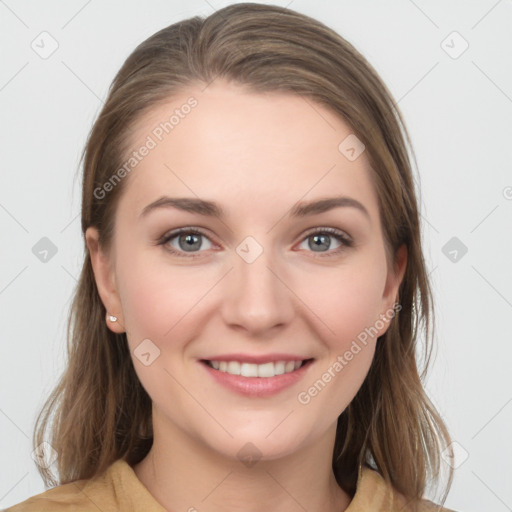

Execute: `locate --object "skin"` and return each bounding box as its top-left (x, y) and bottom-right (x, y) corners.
top-left (86, 79), bottom-right (407, 512)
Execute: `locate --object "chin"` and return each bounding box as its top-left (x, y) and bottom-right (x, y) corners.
top-left (193, 417), bottom-right (317, 465)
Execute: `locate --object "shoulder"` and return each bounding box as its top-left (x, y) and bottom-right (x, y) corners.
top-left (4, 460), bottom-right (127, 512)
top-left (4, 459), bottom-right (165, 512)
top-left (4, 477), bottom-right (106, 512)
top-left (350, 466), bottom-right (458, 512)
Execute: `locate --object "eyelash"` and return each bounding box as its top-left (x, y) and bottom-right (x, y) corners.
top-left (157, 227), bottom-right (353, 259)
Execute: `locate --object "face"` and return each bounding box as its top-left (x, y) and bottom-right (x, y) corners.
top-left (87, 79), bottom-right (406, 463)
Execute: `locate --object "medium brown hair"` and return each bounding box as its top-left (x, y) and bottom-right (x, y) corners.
top-left (34, 2), bottom-right (453, 507)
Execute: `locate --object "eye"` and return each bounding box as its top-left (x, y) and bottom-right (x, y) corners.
top-left (157, 226), bottom-right (353, 259)
top-left (297, 227), bottom-right (353, 257)
top-left (158, 228), bottom-right (214, 258)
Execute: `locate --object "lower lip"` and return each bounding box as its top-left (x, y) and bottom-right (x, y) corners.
top-left (200, 360), bottom-right (313, 397)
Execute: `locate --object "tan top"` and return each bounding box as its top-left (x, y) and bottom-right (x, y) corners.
top-left (5, 459), bottom-right (456, 511)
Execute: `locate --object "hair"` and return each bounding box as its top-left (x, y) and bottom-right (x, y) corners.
top-left (33, 2), bottom-right (453, 508)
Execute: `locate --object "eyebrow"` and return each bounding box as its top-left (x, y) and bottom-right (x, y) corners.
top-left (139, 195), bottom-right (370, 220)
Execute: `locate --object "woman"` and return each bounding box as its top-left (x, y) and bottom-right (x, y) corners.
top-left (7, 3), bottom-right (456, 511)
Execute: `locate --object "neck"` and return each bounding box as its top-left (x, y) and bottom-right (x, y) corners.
top-left (133, 412), bottom-right (351, 512)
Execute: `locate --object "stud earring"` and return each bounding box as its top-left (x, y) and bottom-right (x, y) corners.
top-left (108, 314), bottom-right (118, 322)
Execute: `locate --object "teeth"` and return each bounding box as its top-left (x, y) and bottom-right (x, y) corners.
top-left (257, 362), bottom-right (274, 378)
top-left (208, 359), bottom-right (305, 378)
top-left (227, 361), bottom-right (241, 375)
top-left (274, 361), bottom-right (285, 375)
top-left (241, 363), bottom-right (258, 377)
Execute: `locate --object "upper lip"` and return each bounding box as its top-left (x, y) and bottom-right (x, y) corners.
top-left (201, 353), bottom-right (312, 364)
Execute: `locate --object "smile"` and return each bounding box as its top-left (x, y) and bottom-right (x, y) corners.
top-left (204, 359), bottom-right (309, 378)
top-left (200, 357), bottom-right (314, 397)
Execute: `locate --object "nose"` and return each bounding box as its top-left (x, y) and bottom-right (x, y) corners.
top-left (220, 243), bottom-right (295, 336)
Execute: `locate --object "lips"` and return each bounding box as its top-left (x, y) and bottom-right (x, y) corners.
top-left (199, 355), bottom-right (314, 397)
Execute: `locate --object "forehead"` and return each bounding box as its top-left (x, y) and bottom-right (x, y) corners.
top-left (118, 80), bottom-right (379, 223)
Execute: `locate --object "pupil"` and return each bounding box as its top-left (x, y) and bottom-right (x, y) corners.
top-left (311, 234), bottom-right (329, 252)
top-left (181, 234), bottom-right (201, 251)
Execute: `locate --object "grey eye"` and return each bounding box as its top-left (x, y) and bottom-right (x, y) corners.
top-left (299, 233), bottom-right (342, 252)
top-left (169, 232), bottom-right (213, 252)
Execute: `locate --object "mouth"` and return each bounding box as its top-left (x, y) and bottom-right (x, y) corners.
top-left (201, 358), bottom-right (314, 378)
top-left (199, 357), bottom-right (314, 397)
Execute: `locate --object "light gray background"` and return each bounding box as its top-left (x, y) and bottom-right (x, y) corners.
top-left (1, 1), bottom-right (511, 510)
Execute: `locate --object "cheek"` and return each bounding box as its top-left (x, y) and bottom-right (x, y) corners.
top-left (295, 262), bottom-right (384, 414)
top-left (118, 269), bottom-right (208, 343)
top-left (114, 254), bottom-right (209, 402)
top-left (295, 256), bottom-right (387, 350)
top-left (114, 244), bottom-right (201, 343)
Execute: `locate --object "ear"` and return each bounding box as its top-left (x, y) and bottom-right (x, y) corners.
top-left (85, 227), bottom-right (125, 334)
top-left (376, 243), bottom-right (407, 336)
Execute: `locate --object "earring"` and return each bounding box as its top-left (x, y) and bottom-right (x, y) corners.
top-left (108, 314), bottom-right (117, 322)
